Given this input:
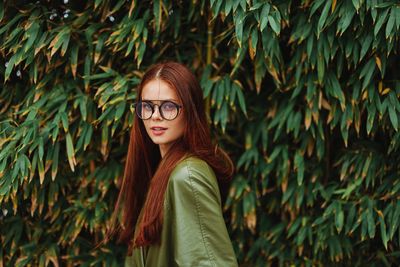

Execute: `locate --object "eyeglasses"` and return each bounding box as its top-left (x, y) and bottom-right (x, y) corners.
top-left (132, 100), bottom-right (183, 120)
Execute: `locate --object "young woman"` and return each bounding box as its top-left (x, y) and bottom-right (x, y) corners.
top-left (109, 61), bottom-right (238, 266)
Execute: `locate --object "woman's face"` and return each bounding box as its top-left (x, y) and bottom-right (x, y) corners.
top-left (141, 79), bottom-right (185, 157)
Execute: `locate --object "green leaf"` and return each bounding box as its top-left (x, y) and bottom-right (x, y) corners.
top-left (374, 8), bottom-right (389, 36)
top-left (0, 1), bottom-right (4, 22)
top-left (69, 44), bottom-right (79, 78)
top-left (38, 137), bottom-right (44, 161)
top-left (50, 27), bottom-right (71, 57)
top-left (60, 112), bottom-right (69, 132)
top-left (294, 151), bottom-right (305, 186)
top-left (66, 133), bottom-right (76, 172)
top-left (216, 78), bottom-right (226, 109)
top-left (395, 6), bottom-right (400, 30)
top-left (345, 204), bottom-right (356, 233)
top-left (317, 0), bottom-right (332, 37)
top-left (84, 54), bottom-right (91, 91)
top-left (136, 40), bottom-right (146, 68)
top-left (328, 73), bottom-right (346, 109)
top-left (386, 8), bottom-right (395, 38)
top-left (360, 34), bottom-right (373, 61)
top-left (225, 0), bottom-right (233, 15)
top-left (250, 26), bottom-right (258, 57)
top-left (335, 208), bottom-right (344, 233)
top-left (351, 0), bottom-right (361, 11)
top-left (23, 22), bottom-right (40, 53)
top-left (51, 142), bottom-right (59, 181)
top-left (360, 59), bottom-right (376, 90)
top-left (388, 106), bottom-right (398, 131)
top-left (389, 201), bottom-right (400, 239)
top-left (367, 208), bottom-right (376, 238)
top-left (235, 82), bottom-right (247, 116)
top-left (0, 13), bottom-right (23, 35)
top-left (84, 124), bottom-right (93, 151)
top-left (4, 54), bottom-right (16, 81)
top-left (366, 104), bottom-right (376, 135)
top-left (337, 6), bottom-right (355, 35)
top-left (38, 157), bottom-right (45, 184)
top-left (317, 54), bottom-right (325, 84)
top-left (260, 4), bottom-right (270, 32)
top-left (268, 13), bottom-right (280, 35)
top-left (235, 8), bottom-right (245, 47)
top-left (378, 215), bottom-right (388, 250)
top-left (153, 0), bottom-right (161, 35)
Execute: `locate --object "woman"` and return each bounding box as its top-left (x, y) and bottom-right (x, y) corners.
top-left (109, 61), bottom-right (238, 267)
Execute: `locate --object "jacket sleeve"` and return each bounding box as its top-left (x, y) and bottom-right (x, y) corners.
top-left (166, 158), bottom-right (238, 267)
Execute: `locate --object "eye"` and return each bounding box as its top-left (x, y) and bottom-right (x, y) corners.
top-left (142, 102), bottom-right (153, 111)
top-left (162, 102), bottom-right (176, 111)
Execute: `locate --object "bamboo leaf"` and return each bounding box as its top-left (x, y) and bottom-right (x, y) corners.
top-left (378, 215), bottom-right (388, 250)
top-left (388, 106), bottom-right (398, 131)
top-left (51, 142), bottom-right (59, 181)
top-left (69, 44), bottom-right (79, 79)
top-left (317, 0), bottom-right (332, 37)
top-left (235, 82), bottom-right (247, 116)
top-left (268, 13), bottom-right (280, 35)
top-left (294, 151), bottom-right (305, 186)
top-left (367, 208), bottom-right (376, 238)
top-left (374, 8), bottom-right (389, 36)
top-left (153, 0), bottom-right (162, 35)
top-left (386, 8), bottom-right (395, 38)
top-left (66, 133), bottom-right (76, 172)
top-left (389, 201), bottom-right (400, 239)
top-left (260, 4), bottom-right (270, 32)
top-left (0, 1), bottom-right (3, 22)
top-left (335, 207), bottom-right (344, 233)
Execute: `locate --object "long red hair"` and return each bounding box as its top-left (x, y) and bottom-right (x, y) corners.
top-left (107, 61), bottom-right (233, 252)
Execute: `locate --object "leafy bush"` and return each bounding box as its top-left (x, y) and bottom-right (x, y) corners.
top-left (0, 0), bottom-right (399, 266)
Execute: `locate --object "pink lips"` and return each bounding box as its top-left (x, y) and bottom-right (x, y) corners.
top-left (151, 126), bottom-right (167, 136)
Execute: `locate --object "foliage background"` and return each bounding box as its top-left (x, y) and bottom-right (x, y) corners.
top-left (1, 0), bottom-right (400, 266)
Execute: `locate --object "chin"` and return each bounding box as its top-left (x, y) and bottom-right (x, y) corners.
top-left (150, 137), bottom-right (170, 145)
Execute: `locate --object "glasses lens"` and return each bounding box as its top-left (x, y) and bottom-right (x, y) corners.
top-left (136, 102), bottom-right (153, 119)
top-left (160, 101), bottom-right (179, 120)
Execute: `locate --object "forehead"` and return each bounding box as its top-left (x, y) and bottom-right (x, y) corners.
top-left (141, 79), bottom-right (179, 101)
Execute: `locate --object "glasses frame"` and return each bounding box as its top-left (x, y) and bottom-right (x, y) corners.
top-left (132, 100), bottom-right (183, 121)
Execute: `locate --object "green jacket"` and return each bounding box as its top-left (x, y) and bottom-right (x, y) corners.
top-left (125, 156), bottom-right (238, 267)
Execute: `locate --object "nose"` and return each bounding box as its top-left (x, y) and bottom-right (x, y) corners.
top-left (151, 105), bottom-right (163, 120)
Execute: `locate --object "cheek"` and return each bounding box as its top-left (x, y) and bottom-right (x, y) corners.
top-left (143, 120), bottom-right (151, 132)
top-left (171, 117), bottom-right (185, 135)
top-left (178, 118), bottom-right (186, 135)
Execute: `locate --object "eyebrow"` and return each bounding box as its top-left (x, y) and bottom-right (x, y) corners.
top-left (141, 99), bottom-right (179, 102)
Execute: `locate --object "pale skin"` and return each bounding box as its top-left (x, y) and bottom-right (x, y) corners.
top-left (141, 79), bottom-right (186, 158)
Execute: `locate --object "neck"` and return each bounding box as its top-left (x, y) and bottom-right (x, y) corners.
top-left (159, 143), bottom-right (170, 158)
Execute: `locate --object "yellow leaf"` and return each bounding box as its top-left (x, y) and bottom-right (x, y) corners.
top-left (375, 209), bottom-right (384, 219)
top-left (305, 109), bottom-right (312, 130)
top-left (375, 56), bottom-right (382, 72)
top-left (71, 62), bottom-right (77, 78)
top-left (245, 211), bottom-right (257, 234)
top-left (248, 38), bottom-right (255, 60)
top-left (281, 175), bottom-right (288, 192)
top-left (129, 1), bottom-right (135, 18)
top-left (38, 158), bottom-right (45, 184)
top-left (312, 110), bottom-right (319, 123)
top-left (362, 90), bottom-right (368, 100)
top-left (321, 97), bottom-right (331, 110)
top-left (307, 138), bottom-right (314, 157)
top-left (382, 88), bottom-right (391, 95)
top-left (331, 0), bottom-right (337, 13)
top-left (66, 133), bottom-right (76, 172)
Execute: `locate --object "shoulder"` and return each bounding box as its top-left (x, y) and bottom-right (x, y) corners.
top-left (170, 156), bottom-right (215, 182)
top-left (168, 156), bottom-right (220, 200)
